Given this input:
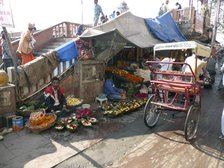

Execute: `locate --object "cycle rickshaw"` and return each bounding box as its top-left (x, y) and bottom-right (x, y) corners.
top-left (143, 41), bottom-right (211, 141)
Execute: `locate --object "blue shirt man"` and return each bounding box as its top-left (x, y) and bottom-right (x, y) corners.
top-left (94, 0), bottom-right (104, 26)
top-left (104, 72), bottom-right (126, 100)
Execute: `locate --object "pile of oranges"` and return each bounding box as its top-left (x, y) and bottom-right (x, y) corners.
top-left (29, 112), bottom-right (55, 128)
top-left (106, 67), bottom-right (143, 83)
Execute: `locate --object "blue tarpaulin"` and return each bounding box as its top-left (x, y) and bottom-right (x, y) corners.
top-left (56, 40), bottom-right (79, 62)
top-left (144, 12), bottom-right (187, 42)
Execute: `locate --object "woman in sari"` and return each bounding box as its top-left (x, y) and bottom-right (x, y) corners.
top-left (17, 23), bottom-right (36, 65)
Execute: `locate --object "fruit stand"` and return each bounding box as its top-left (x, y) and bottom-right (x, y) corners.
top-left (102, 98), bottom-right (147, 117)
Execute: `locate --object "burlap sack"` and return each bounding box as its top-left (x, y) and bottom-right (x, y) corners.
top-left (17, 51), bottom-right (59, 87)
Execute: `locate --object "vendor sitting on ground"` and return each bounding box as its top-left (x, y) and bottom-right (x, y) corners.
top-left (104, 72), bottom-right (126, 100)
top-left (44, 76), bottom-right (66, 113)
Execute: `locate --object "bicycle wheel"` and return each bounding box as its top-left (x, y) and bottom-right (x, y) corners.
top-left (143, 95), bottom-right (161, 128)
top-left (184, 103), bottom-right (200, 141)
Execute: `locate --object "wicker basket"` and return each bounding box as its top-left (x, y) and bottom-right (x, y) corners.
top-left (17, 108), bottom-right (47, 117)
top-left (25, 113), bottom-right (57, 134)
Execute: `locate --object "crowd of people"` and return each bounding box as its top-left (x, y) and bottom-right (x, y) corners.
top-left (158, 0), bottom-right (182, 16)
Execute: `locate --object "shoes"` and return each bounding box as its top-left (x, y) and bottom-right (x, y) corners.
top-left (0, 135), bottom-right (3, 141)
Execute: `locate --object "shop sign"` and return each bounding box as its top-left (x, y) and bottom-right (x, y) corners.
top-left (154, 41), bottom-right (197, 51)
top-left (0, 0), bottom-right (15, 28)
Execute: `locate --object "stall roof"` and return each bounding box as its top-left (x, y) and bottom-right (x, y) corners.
top-left (145, 12), bottom-right (187, 42)
top-left (80, 11), bottom-right (162, 48)
top-left (154, 41), bottom-right (211, 57)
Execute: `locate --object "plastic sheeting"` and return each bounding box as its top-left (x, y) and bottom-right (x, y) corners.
top-left (56, 40), bottom-right (79, 62)
top-left (80, 11), bottom-right (162, 48)
top-left (145, 12), bottom-right (187, 42)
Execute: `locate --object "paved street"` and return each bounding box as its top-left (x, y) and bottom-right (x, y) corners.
top-left (55, 75), bottom-right (224, 168)
top-left (1, 75), bottom-right (224, 168)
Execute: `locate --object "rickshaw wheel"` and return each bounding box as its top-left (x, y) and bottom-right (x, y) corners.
top-left (144, 95), bottom-right (161, 128)
top-left (184, 103), bottom-right (200, 141)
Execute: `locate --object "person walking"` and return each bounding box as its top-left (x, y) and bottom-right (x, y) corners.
top-left (17, 23), bottom-right (36, 65)
top-left (93, 0), bottom-right (104, 26)
top-left (207, 47), bottom-right (217, 78)
top-left (1, 31), bottom-right (13, 72)
top-left (175, 2), bottom-right (182, 10)
top-left (218, 59), bottom-right (224, 90)
top-left (163, 0), bottom-right (170, 13)
top-left (158, 3), bottom-right (165, 16)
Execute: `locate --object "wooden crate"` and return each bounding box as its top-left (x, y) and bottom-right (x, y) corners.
top-left (74, 60), bottom-right (105, 103)
top-left (0, 84), bottom-right (16, 116)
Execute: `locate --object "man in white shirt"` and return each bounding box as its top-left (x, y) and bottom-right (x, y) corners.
top-left (182, 51), bottom-right (206, 80)
top-left (160, 57), bottom-right (173, 71)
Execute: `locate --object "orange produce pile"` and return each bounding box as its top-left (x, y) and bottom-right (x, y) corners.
top-left (29, 111), bottom-right (45, 126)
top-left (106, 67), bottom-right (144, 83)
top-left (29, 112), bottom-right (55, 128)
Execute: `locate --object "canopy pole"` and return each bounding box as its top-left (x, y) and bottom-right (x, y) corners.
top-left (211, 0), bottom-right (221, 47)
top-left (81, 0), bottom-right (83, 24)
top-left (108, 32), bottom-right (117, 65)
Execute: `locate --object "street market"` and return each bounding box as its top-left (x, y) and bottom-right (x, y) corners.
top-left (1, 0), bottom-right (224, 168)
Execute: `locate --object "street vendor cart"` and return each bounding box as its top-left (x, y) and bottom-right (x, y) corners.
top-left (143, 41), bottom-right (211, 141)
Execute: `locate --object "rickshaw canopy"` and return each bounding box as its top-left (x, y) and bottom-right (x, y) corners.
top-left (154, 41), bottom-right (211, 57)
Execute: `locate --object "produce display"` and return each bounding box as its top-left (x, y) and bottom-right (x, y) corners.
top-left (102, 98), bottom-right (147, 117)
top-left (81, 118), bottom-right (92, 127)
top-left (76, 108), bottom-right (93, 118)
top-left (88, 117), bottom-right (98, 123)
top-left (66, 121), bottom-right (79, 133)
top-left (54, 109), bottom-right (97, 132)
top-left (29, 111), bottom-right (45, 126)
top-left (59, 117), bottom-right (73, 125)
top-left (29, 112), bottom-right (56, 128)
top-left (66, 97), bottom-right (83, 106)
top-left (26, 112), bottom-right (56, 133)
top-left (18, 101), bottom-right (47, 116)
top-left (54, 124), bottom-right (65, 131)
top-left (106, 67), bottom-right (144, 83)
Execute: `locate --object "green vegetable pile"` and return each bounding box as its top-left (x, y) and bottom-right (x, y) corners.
top-left (19, 100), bottom-right (46, 112)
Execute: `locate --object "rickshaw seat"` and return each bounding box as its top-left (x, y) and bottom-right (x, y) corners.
top-left (150, 78), bottom-right (199, 94)
top-left (156, 84), bottom-right (199, 94)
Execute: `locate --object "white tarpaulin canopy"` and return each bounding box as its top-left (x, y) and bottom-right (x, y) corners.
top-left (80, 11), bottom-right (162, 48)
